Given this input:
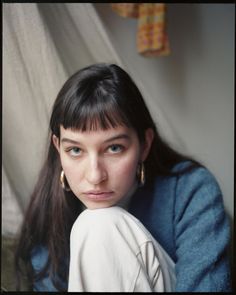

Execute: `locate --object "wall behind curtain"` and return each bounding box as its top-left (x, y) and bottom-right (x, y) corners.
top-left (94, 3), bottom-right (235, 221)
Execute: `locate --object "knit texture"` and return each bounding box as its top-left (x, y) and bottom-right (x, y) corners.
top-left (129, 162), bottom-right (231, 291)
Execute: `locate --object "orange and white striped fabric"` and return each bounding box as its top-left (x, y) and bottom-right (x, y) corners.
top-left (111, 3), bottom-right (170, 57)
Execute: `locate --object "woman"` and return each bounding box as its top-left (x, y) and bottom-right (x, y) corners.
top-left (15, 63), bottom-right (231, 292)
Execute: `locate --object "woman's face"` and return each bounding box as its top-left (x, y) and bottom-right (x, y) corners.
top-left (53, 125), bottom-right (153, 209)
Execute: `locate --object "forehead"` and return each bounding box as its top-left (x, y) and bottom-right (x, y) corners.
top-left (59, 125), bottom-right (138, 143)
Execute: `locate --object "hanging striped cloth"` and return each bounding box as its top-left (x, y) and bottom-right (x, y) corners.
top-left (111, 3), bottom-right (170, 57)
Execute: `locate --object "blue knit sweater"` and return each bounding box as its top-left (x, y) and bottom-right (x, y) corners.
top-left (31, 162), bottom-right (231, 292)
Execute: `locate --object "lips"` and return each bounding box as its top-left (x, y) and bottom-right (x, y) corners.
top-left (84, 190), bottom-right (114, 201)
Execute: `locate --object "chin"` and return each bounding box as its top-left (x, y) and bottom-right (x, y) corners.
top-left (85, 202), bottom-right (115, 210)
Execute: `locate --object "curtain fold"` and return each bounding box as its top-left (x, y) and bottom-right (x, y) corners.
top-left (37, 3), bottom-right (124, 76)
top-left (3, 3), bottom-right (68, 220)
top-left (2, 166), bottom-right (23, 236)
top-left (64, 3), bottom-right (124, 68)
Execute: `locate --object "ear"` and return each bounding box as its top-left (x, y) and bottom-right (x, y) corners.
top-left (140, 128), bottom-right (154, 162)
top-left (52, 134), bottom-right (60, 154)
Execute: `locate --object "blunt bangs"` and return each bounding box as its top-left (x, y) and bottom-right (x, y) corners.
top-left (60, 83), bottom-right (131, 133)
top-left (50, 63), bottom-right (150, 140)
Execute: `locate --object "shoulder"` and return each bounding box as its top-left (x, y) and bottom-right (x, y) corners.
top-left (169, 162), bottom-right (231, 291)
top-left (168, 161), bottom-right (231, 253)
top-left (151, 160), bottom-right (229, 233)
top-left (172, 160), bottom-right (219, 184)
top-left (171, 161), bottom-right (224, 211)
top-left (152, 160), bottom-right (222, 206)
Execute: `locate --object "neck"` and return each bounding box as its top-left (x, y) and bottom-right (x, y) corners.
top-left (116, 182), bottom-right (138, 210)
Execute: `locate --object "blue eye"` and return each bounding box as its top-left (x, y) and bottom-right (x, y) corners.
top-left (69, 147), bottom-right (82, 156)
top-left (108, 144), bottom-right (124, 154)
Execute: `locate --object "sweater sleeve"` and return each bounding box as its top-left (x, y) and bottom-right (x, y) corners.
top-left (173, 166), bottom-right (231, 292)
top-left (31, 246), bottom-right (59, 291)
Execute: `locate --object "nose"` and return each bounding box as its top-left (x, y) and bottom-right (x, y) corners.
top-left (85, 156), bottom-right (107, 185)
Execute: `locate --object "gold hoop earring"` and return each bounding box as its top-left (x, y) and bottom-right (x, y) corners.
top-left (60, 170), bottom-right (71, 191)
top-left (137, 162), bottom-right (145, 187)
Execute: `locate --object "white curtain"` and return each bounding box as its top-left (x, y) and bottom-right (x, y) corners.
top-left (3, 3), bottom-right (176, 235)
top-left (2, 167), bottom-right (23, 236)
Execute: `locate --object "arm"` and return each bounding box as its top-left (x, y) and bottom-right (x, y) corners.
top-left (174, 166), bottom-right (231, 291)
top-left (31, 246), bottom-right (59, 291)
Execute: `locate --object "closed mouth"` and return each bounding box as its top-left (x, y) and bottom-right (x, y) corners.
top-left (84, 191), bottom-right (114, 200)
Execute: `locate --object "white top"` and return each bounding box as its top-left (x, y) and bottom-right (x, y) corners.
top-left (68, 206), bottom-right (176, 292)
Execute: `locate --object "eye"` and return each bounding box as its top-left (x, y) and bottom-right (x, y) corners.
top-left (107, 144), bottom-right (124, 154)
top-left (68, 147), bottom-right (82, 157)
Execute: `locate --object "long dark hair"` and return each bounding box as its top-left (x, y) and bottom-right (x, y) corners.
top-left (15, 63), bottom-right (201, 291)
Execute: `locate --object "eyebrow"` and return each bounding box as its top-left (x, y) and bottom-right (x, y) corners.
top-left (61, 134), bottom-right (131, 145)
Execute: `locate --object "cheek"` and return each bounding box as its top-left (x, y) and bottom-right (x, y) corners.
top-left (59, 155), bottom-right (83, 184)
top-left (111, 154), bottom-right (139, 185)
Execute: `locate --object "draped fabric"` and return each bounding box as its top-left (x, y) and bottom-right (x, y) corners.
top-left (111, 3), bottom-right (170, 56)
top-left (2, 3), bottom-right (120, 235)
top-left (3, 3), bottom-right (68, 220)
top-left (2, 167), bottom-right (23, 236)
top-left (3, 3), bottom-right (176, 235)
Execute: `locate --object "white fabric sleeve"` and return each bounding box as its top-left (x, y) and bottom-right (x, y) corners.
top-left (68, 206), bottom-right (175, 292)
